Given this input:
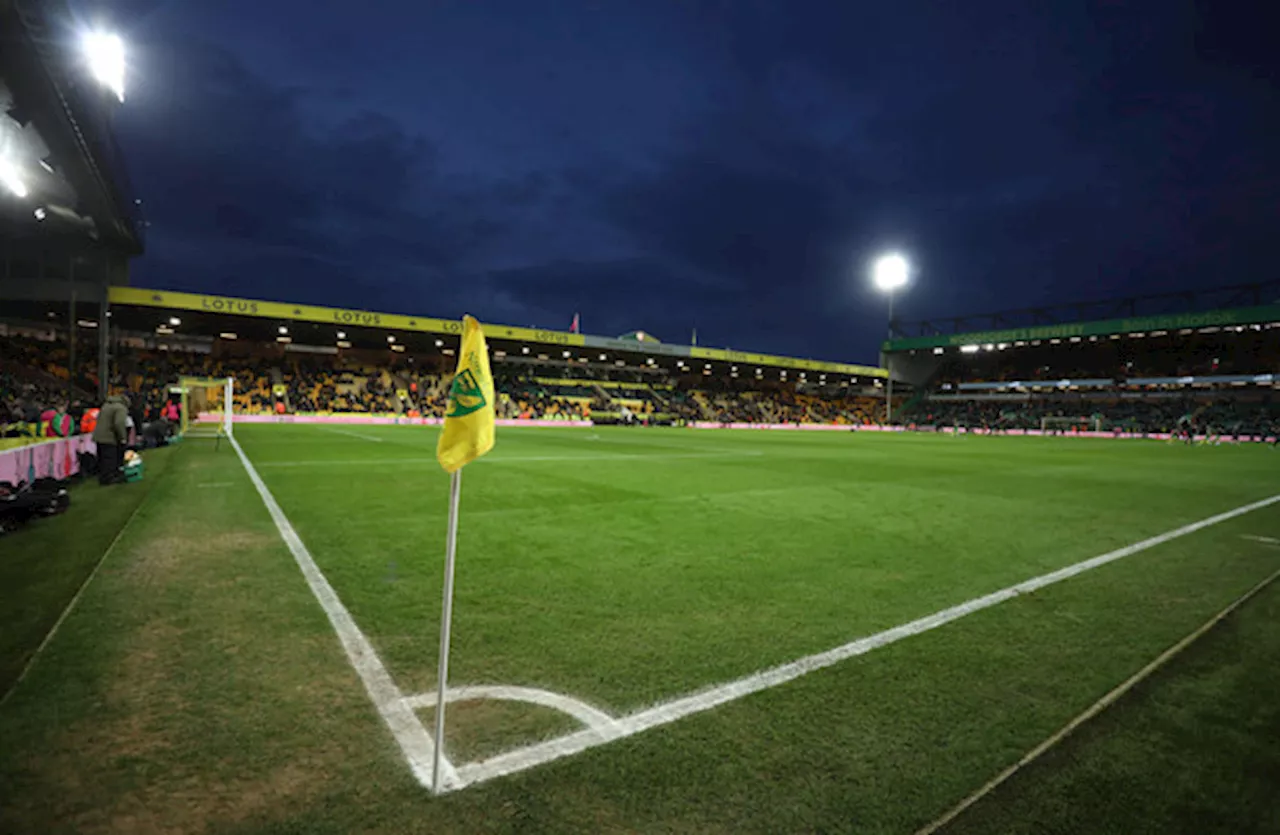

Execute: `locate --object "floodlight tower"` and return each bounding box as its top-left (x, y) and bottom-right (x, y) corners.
top-left (871, 253), bottom-right (910, 424)
top-left (82, 30), bottom-right (126, 102)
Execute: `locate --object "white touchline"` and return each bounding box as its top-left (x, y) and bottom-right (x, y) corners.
top-left (230, 435), bottom-right (458, 790)
top-left (1242, 534), bottom-right (1280, 546)
top-left (324, 427), bottom-right (385, 443)
top-left (441, 491), bottom-right (1280, 791)
top-left (255, 450), bottom-right (764, 468)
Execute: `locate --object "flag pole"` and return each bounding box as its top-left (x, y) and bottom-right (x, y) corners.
top-left (432, 468), bottom-right (463, 793)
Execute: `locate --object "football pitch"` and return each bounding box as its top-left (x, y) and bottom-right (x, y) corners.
top-left (3, 426), bottom-right (1280, 834)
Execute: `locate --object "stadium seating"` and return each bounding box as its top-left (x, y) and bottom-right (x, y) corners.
top-left (6, 323), bottom-right (1277, 437)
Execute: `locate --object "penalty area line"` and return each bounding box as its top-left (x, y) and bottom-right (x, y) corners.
top-left (448, 491), bottom-right (1280, 792)
top-left (229, 434), bottom-right (457, 791)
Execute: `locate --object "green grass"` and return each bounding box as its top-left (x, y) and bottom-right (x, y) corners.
top-left (1, 427), bottom-right (1278, 834)
top-left (0, 447), bottom-right (175, 696)
top-left (945, 579), bottom-right (1280, 835)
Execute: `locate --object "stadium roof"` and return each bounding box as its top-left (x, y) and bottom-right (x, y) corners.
top-left (108, 287), bottom-right (888, 379)
top-left (884, 280), bottom-right (1280, 353)
top-left (0, 0), bottom-right (143, 252)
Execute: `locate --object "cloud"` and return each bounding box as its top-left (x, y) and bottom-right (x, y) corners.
top-left (118, 38), bottom-right (539, 315)
top-left (117, 2), bottom-right (1280, 364)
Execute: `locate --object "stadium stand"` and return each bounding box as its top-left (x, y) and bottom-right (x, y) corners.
top-left (0, 326), bottom-right (890, 429)
top-left (8, 281), bottom-right (1279, 442)
top-left (885, 287), bottom-right (1280, 440)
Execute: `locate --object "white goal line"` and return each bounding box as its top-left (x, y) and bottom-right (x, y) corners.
top-left (229, 434), bottom-right (457, 789)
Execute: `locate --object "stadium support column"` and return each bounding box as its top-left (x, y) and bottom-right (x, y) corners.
top-left (67, 258), bottom-right (76, 404)
top-left (98, 293), bottom-right (110, 402)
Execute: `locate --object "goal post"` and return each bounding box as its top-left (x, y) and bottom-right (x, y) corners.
top-left (1040, 415), bottom-right (1103, 433)
top-left (179, 376), bottom-right (234, 442)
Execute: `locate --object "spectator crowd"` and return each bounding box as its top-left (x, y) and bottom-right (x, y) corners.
top-left (4, 328), bottom-right (1279, 438)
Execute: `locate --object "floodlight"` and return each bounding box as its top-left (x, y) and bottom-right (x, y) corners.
top-left (83, 31), bottom-right (126, 102)
top-left (169, 317), bottom-right (181, 326)
top-left (0, 158), bottom-right (28, 198)
top-left (871, 253), bottom-right (910, 292)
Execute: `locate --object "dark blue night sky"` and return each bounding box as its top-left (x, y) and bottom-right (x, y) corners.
top-left (111, 0), bottom-right (1278, 364)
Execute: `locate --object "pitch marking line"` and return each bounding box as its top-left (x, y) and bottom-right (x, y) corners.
top-left (324, 427), bottom-right (385, 443)
top-left (230, 434), bottom-right (458, 790)
top-left (439, 492), bottom-right (1280, 792)
top-left (0, 491), bottom-right (151, 708)
top-left (403, 685), bottom-right (618, 733)
top-left (1242, 534), bottom-right (1280, 546)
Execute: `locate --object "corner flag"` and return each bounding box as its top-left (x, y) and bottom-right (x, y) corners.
top-left (431, 315), bottom-right (495, 794)
top-left (436, 315), bottom-right (495, 473)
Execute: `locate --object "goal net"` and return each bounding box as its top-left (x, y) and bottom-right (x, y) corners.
top-left (1040, 415), bottom-right (1103, 433)
top-left (178, 377), bottom-right (234, 442)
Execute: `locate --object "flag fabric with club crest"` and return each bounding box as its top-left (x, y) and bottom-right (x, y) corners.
top-left (436, 316), bottom-right (496, 473)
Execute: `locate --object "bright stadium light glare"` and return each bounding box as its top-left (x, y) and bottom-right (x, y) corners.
top-left (337, 331), bottom-right (346, 339)
top-left (169, 317), bottom-right (181, 326)
top-left (0, 158), bottom-right (29, 198)
top-left (278, 326), bottom-right (288, 334)
top-left (870, 252), bottom-right (910, 292)
top-left (869, 250), bottom-right (911, 425)
top-left (83, 31), bottom-right (126, 102)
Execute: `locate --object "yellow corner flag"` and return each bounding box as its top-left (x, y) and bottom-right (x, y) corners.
top-left (436, 315), bottom-right (496, 473)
